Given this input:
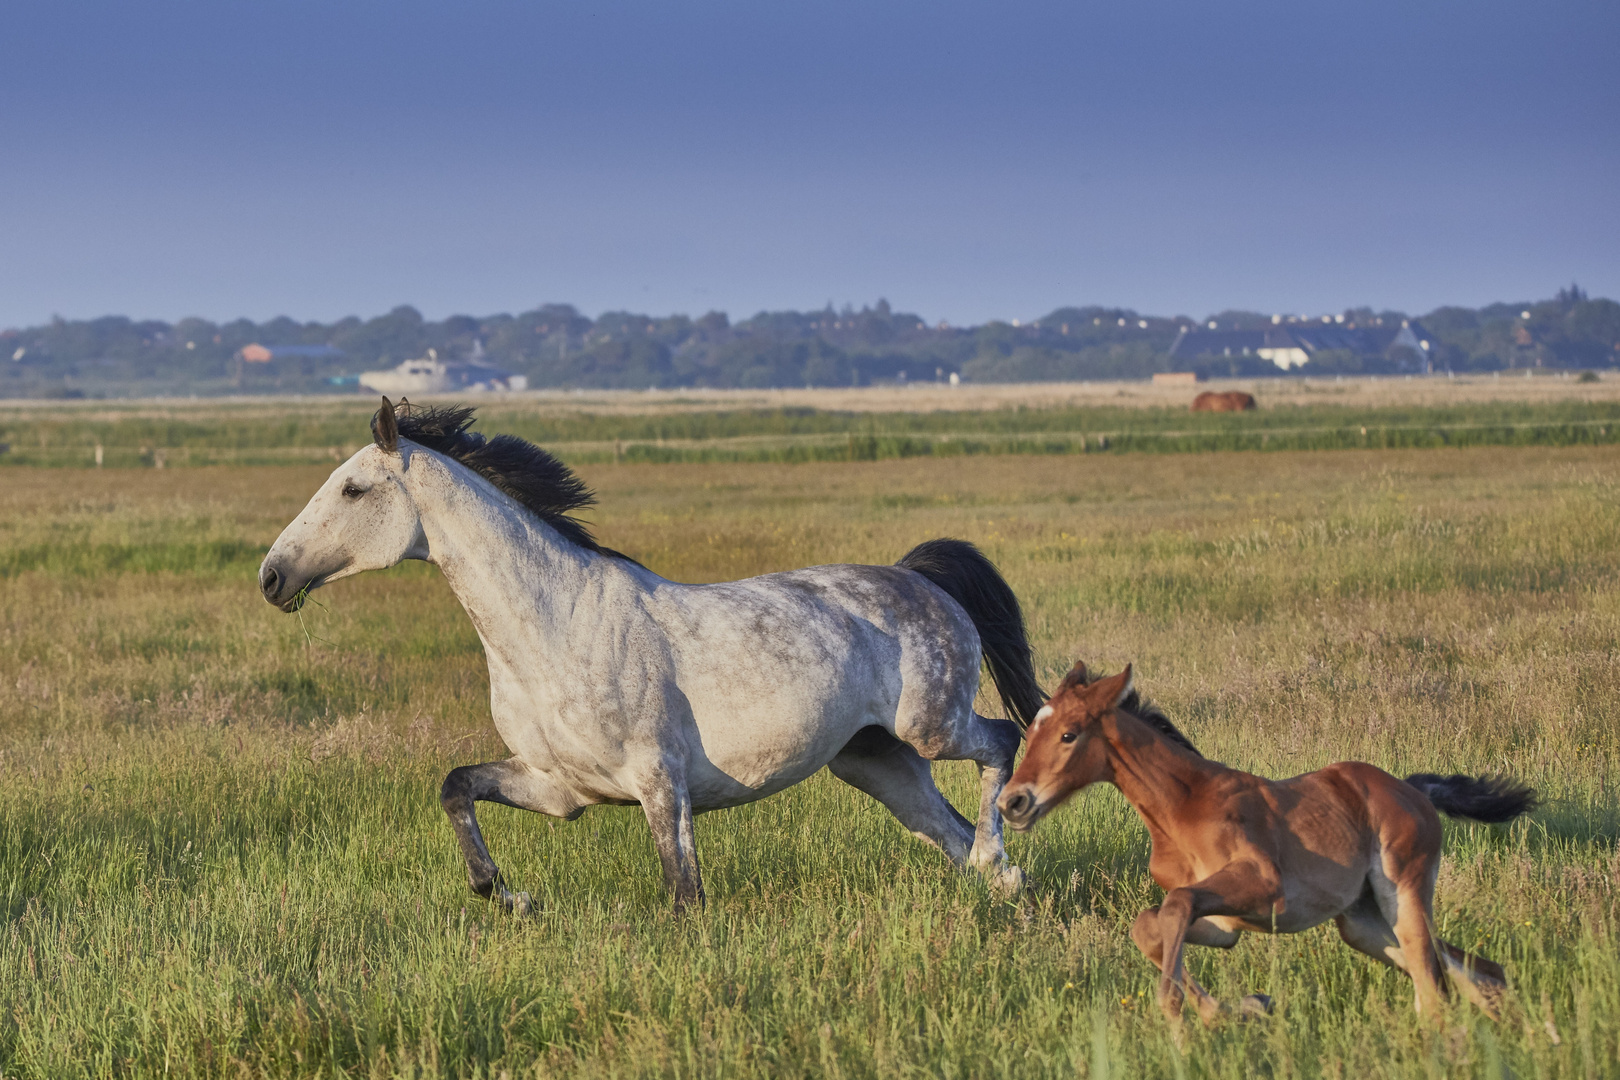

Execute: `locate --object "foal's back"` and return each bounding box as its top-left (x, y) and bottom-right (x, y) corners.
top-left (1169, 760), bottom-right (1447, 934)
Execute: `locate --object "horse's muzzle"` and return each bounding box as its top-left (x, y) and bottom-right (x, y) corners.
top-left (259, 563), bottom-right (306, 612)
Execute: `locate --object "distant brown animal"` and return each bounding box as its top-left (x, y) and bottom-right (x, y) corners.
top-left (998, 661), bottom-right (1536, 1027)
top-left (1191, 391), bottom-right (1256, 412)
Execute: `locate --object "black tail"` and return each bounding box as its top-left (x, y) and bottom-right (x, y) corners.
top-left (1405, 773), bottom-right (1538, 825)
top-left (898, 538), bottom-right (1046, 729)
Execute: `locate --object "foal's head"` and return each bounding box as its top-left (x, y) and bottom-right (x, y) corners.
top-left (997, 662), bottom-right (1136, 831)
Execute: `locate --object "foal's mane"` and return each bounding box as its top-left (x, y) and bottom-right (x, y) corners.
top-left (1061, 666), bottom-right (1202, 757)
top-left (383, 403), bottom-right (636, 563)
top-left (1121, 690), bottom-right (1202, 757)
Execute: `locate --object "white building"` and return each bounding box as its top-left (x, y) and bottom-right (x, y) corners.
top-left (359, 349), bottom-right (527, 395)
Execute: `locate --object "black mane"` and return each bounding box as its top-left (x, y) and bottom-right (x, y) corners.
top-left (382, 403), bottom-right (634, 562)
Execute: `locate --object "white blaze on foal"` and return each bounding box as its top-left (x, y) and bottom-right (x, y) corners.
top-left (260, 399), bottom-right (1043, 911)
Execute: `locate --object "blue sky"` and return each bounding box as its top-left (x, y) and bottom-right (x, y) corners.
top-left (2, 0), bottom-right (1615, 326)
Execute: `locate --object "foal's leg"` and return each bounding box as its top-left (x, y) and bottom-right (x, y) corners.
top-left (1379, 857), bottom-right (1506, 1018)
top-left (1130, 908), bottom-right (1247, 1022)
top-left (636, 765), bottom-right (704, 913)
top-left (1365, 853), bottom-right (1451, 1018)
top-left (829, 727), bottom-right (975, 864)
top-left (1388, 881), bottom-right (1450, 1017)
top-left (1155, 862), bottom-right (1284, 1025)
top-left (1435, 941), bottom-right (1508, 1019)
top-left (1334, 891), bottom-right (1408, 970)
top-left (1336, 892), bottom-right (1506, 1019)
top-left (441, 759), bottom-right (579, 914)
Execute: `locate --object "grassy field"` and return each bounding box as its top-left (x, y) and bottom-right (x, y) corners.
top-left (2, 442), bottom-right (1618, 1077)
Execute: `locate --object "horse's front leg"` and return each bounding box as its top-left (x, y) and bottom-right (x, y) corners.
top-left (440, 758), bottom-right (579, 915)
top-left (637, 764), bottom-right (704, 913)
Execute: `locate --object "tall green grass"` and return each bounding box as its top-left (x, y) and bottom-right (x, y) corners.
top-left (1, 448), bottom-right (1617, 1077)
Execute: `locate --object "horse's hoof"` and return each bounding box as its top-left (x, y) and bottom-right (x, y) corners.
top-left (1240, 994), bottom-right (1272, 1018)
top-left (991, 864), bottom-right (1026, 897)
top-left (502, 891), bottom-right (533, 917)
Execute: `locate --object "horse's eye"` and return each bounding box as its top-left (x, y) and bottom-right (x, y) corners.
top-left (1060, 731), bottom-right (1078, 744)
top-left (342, 482), bottom-right (364, 499)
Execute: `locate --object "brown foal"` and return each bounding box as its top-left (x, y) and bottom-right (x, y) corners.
top-left (997, 662), bottom-right (1536, 1026)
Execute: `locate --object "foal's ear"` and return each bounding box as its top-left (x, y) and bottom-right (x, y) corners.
top-left (1057, 660), bottom-right (1090, 694)
top-left (1093, 664), bottom-right (1134, 709)
top-left (372, 396), bottom-right (399, 453)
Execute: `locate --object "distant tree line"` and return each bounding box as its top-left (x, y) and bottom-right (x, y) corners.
top-left (3, 288), bottom-right (1616, 398)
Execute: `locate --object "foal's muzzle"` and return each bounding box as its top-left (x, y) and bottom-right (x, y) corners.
top-left (997, 784), bottom-right (1044, 832)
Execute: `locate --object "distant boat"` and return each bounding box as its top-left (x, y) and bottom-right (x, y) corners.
top-left (358, 348), bottom-right (527, 395)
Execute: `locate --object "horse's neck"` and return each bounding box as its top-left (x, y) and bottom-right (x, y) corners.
top-left (1101, 712), bottom-right (1215, 843)
top-left (406, 453), bottom-right (609, 652)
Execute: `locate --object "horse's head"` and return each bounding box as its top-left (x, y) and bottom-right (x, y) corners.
top-left (997, 661), bottom-right (1133, 831)
top-left (259, 397), bottom-right (430, 611)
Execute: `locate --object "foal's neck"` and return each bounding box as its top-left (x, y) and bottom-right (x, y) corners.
top-left (1101, 710), bottom-right (1219, 833)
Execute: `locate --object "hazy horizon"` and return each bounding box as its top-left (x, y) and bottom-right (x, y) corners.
top-left (4, 0), bottom-right (1616, 328)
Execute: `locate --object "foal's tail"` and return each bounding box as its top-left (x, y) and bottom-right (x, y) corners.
top-left (1405, 773), bottom-right (1538, 825)
top-left (898, 538), bottom-right (1046, 729)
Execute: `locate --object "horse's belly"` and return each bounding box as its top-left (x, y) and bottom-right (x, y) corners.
top-left (683, 709), bottom-right (865, 810)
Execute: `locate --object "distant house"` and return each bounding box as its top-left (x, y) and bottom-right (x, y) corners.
top-left (359, 349), bottom-right (527, 395)
top-left (1169, 319), bottom-right (1433, 372)
top-left (238, 343), bottom-right (344, 363)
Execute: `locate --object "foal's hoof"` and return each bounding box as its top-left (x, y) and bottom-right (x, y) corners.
top-left (500, 891), bottom-right (534, 917)
top-left (1239, 994), bottom-right (1273, 1018)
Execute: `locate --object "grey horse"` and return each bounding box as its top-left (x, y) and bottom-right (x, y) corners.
top-left (260, 399), bottom-right (1045, 911)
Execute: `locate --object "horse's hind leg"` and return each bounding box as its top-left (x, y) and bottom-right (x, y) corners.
top-left (829, 727), bottom-right (975, 864)
top-left (440, 759), bottom-right (580, 915)
top-left (966, 713), bottom-right (1024, 888)
top-left (897, 710), bottom-right (1024, 892)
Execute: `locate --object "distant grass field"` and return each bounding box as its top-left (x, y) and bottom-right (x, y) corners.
top-left (2, 446), bottom-right (1618, 1077)
top-left (4, 393), bottom-right (1620, 467)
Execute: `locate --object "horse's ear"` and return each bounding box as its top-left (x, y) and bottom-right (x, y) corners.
top-left (1094, 664), bottom-right (1134, 709)
top-left (372, 396), bottom-right (399, 453)
top-left (1057, 660), bottom-right (1090, 694)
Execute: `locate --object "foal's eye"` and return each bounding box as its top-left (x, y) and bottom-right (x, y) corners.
top-left (1060, 731), bottom-right (1078, 744)
top-left (341, 482), bottom-right (365, 499)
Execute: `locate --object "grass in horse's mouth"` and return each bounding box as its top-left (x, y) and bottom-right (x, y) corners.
top-left (293, 584), bottom-right (336, 647)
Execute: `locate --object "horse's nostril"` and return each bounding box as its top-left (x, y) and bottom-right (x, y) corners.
top-left (261, 566), bottom-right (281, 598)
top-left (1003, 791), bottom-right (1028, 815)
